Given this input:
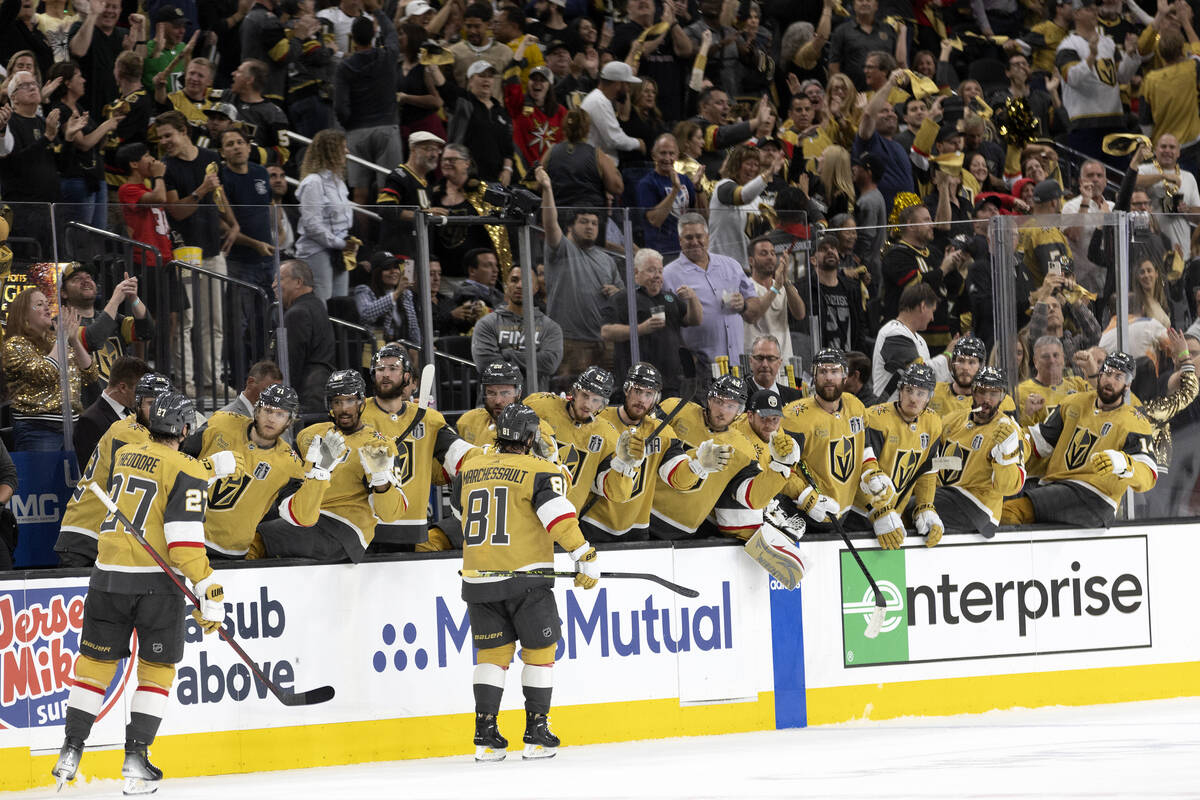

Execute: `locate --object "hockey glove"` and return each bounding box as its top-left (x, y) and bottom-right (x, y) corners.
top-left (611, 429), bottom-right (645, 477)
top-left (191, 576), bottom-right (225, 635)
top-left (359, 444), bottom-right (398, 488)
top-left (569, 542), bottom-right (599, 590)
top-left (989, 427), bottom-right (1022, 466)
top-left (913, 503), bottom-right (944, 547)
top-left (689, 439), bottom-right (733, 477)
top-left (533, 433), bottom-right (559, 463)
top-left (859, 466), bottom-right (898, 509)
top-left (869, 506), bottom-right (905, 550)
top-left (797, 486), bottom-right (840, 522)
top-left (202, 450), bottom-right (245, 483)
top-left (305, 430), bottom-right (348, 480)
top-left (768, 431), bottom-right (799, 474)
top-left (1090, 449), bottom-right (1134, 478)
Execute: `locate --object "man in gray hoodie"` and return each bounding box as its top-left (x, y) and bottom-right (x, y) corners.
top-left (472, 264), bottom-right (563, 393)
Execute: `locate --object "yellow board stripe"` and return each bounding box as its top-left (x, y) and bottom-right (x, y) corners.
top-left (805, 661), bottom-right (1200, 725)
top-left (1, 692), bottom-right (776, 792)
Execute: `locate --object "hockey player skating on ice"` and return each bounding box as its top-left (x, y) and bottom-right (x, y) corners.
top-left (936, 366), bottom-right (1026, 537)
top-left (1002, 351), bottom-right (1157, 528)
top-left (250, 370), bottom-right (407, 561)
top-left (452, 403), bottom-right (600, 762)
top-left (853, 363), bottom-right (944, 549)
top-left (52, 393), bottom-right (232, 795)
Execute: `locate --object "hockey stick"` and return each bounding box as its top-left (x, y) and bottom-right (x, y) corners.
top-left (578, 398), bottom-right (688, 520)
top-left (417, 363), bottom-right (435, 410)
top-left (87, 483), bottom-right (336, 707)
top-left (459, 568), bottom-right (700, 598)
top-left (794, 461), bottom-right (887, 639)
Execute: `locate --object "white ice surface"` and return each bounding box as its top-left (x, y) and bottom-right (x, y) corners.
top-left (14, 697), bottom-right (1200, 799)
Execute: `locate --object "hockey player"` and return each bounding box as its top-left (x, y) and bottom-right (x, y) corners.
top-left (1001, 352), bottom-right (1156, 527)
top-left (251, 370), bottom-right (408, 561)
top-left (583, 363), bottom-right (720, 542)
top-left (360, 344), bottom-right (476, 551)
top-left (936, 366), bottom-right (1026, 536)
top-left (458, 361), bottom-right (558, 450)
top-left (854, 363), bottom-right (944, 549)
top-left (780, 348), bottom-right (871, 529)
top-left (525, 366), bottom-right (638, 509)
top-left (52, 393), bottom-right (228, 795)
top-left (454, 403), bottom-right (599, 762)
top-left (928, 335), bottom-right (1015, 418)
top-left (183, 384), bottom-right (342, 558)
top-left (649, 375), bottom-right (795, 539)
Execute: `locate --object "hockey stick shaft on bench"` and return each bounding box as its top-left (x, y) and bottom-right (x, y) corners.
top-left (459, 568), bottom-right (700, 597)
top-left (87, 483), bottom-right (335, 706)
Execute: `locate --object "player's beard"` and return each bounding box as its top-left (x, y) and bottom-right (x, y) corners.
top-left (972, 402), bottom-right (998, 424)
top-left (1097, 382), bottom-right (1124, 405)
top-left (253, 418), bottom-right (283, 443)
top-left (333, 408), bottom-right (361, 433)
top-left (624, 398), bottom-right (650, 422)
top-left (952, 364), bottom-right (975, 390)
top-left (375, 380), bottom-right (404, 401)
top-left (816, 379), bottom-right (842, 402)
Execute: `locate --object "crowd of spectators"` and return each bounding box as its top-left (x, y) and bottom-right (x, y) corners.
top-left (6, 0), bottom-right (1200, 554)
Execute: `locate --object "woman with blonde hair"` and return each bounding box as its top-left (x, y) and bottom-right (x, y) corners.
top-left (812, 145), bottom-right (856, 221)
top-left (708, 144), bottom-right (776, 263)
top-left (821, 73), bottom-right (860, 147)
top-left (295, 130), bottom-right (356, 300)
top-left (2, 287), bottom-right (96, 451)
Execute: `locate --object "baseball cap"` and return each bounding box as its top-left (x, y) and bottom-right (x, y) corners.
top-left (543, 39), bottom-right (570, 55)
top-left (1033, 179), bottom-right (1063, 203)
top-left (370, 251), bottom-right (402, 271)
top-left (153, 5), bottom-right (187, 24)
top-left (529, 65), bottom-right (552, 81)
top-left (204, 102), bottom-right (238, 121)
top-left (600, 61), bottom-right (642, 84)
top-left (747, 390), bottom-right (784, 417)
top-left (409, 130), bottom-right (445, 148)
top-left (935, 123), bottom-right (961, 144)
top-left (405, 0), bottom-right (434, 16)
top-left (62, 262), bottom-right (96, 282)
top-left (467, 60), bottom-right (498, 79)
top-left (853, 152), bottom-right (883, 182)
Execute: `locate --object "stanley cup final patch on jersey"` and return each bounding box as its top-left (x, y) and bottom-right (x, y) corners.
top-left (412, 422), bottom-right (426, 440)
top-left (849, 416), bottom-right (864, 434)
top-left (588, 435), bottom-right (604, 452)
top-left (920, 432), bottom-right (930, 449)
top-left (1101, 422), bottom-right (1112, 437)
top-left (253, 461), bottom-right (272, 480)
top-left (971, 434), bottom-right (984, 450)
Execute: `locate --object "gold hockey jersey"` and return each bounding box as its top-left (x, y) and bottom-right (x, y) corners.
top-left (456, 406), bottom-right (557, 451)
top-left (454, 450), bottom-right (587, 603)
top-left (92, 441), bottom-right (213, 594)
top-left (57, 416), bottom-right (151, 561)
top-left (1029, 391), bottom-right (1158, 509)
top-left (361, 399), bottom-right (476, 543)
top-left (295, 422), bottom-right (407, 557)
top-left (856, 402), bottom-right (943, 514)
top-left (780, 392), bottom-right (870, 513)
top-left (939, 407), bottom-right (1027, 524)
top-left (585, 407), bottom-right (701, 536)
top-left (195, 412), bottom-right (326, 556)
top-left (929, 382), bottom-right (1017, 419)
top-left (524, 393), bottom-right (633, 507)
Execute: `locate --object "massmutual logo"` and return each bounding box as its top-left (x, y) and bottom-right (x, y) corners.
top-left (839, 536), bottom-right (1152, 667)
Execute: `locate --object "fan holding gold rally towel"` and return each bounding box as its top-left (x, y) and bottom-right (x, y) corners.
top-left (295, 130), bottom-right (358, 301)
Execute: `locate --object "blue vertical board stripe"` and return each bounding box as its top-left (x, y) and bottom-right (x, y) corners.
top-left (768, 579), bottom-right (807, 728)
top-left (10, 451), bottom-right (78, 568)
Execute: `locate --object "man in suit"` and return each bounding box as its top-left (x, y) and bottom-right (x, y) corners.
top-left (72, 356), bottom-right (151, 466)
top-left (746, 335), bottom-right (804, 404)
top-left (220, 360), bottom-right (284, 418)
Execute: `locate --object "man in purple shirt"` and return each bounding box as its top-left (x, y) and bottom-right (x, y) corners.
top-left (663, 213), bottom-right (766, 370)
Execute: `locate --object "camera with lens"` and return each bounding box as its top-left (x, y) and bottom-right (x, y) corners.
top-left (1130, 210), bottom-right (1152, 243)
top-left (483, 183), bottom-right (542, 220)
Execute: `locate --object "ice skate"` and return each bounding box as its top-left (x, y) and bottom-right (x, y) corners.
top-left (121, 743), bottom-right (162, 795)
top-left (522, 711), bottom-right (560, 759)
top-left (51, 737), bottom-right (83, 791)
top-left (474, 712), bottom-right (508, 762)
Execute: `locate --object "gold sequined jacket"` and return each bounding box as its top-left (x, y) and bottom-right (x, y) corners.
top-left (1141, 364), bottom-right (1199, 471)
top-left (2, 335), bottom-right (98, 422)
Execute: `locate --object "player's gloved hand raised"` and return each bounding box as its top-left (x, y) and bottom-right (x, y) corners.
top-left (689, 439), bottom-right (733, 477)
top-left (989, 427), bottom-right (1022, 465)
top-left (569, 543), bottom-right (599, 589)
top-left (1090, 448), bottom-right (1134, 478)
top-left (359, 444), bottom-right (398, 488)
top-left (191, 576), bottom-right (225, 635)
top-left (859, 466), bottom-right (897, 509)
top-left (202, 450), bottom-right (245, 482)
top-left (612, 429), bottom-right (645, 477)
top-left (913, 503), bottom-right (944, 547)
top-left (869, 506), bottom-right (904, 549)
top-left (768, 431), bottom-right (799, 474)
top-left (798, 486), bottom-right (840, 522)
top-left (533, 433), bottom-right (558, 463)
top-left (305, 430), bottom-right (348, 480)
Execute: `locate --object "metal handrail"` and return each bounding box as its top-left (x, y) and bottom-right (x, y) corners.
top-left (328, 317), bottom-right (477, 369)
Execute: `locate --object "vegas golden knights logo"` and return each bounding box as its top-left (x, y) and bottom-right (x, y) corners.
top-left (559, 441), bottom-right (586, 484)
top-left (891, 449), bottom-right (921, 494)
top-left (394, 439), bottom-right (415, 484)
top-left (829, 435), bottom-right (856, 483)
top-left (940, 442), bottom-right (965, 486)
top-left (209, 475), bottom-right (251, 510)
top-left (1065, 428), bottom-right (1098, 471)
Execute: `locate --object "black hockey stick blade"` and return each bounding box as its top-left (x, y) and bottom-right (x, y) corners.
top-left (460, 568), bottom-right (700, 597)
top-left (87, 483), bottom-right (337, 707)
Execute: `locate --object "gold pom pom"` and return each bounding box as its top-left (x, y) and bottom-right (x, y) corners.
top-left (889, 192), bottom-right (922, 239)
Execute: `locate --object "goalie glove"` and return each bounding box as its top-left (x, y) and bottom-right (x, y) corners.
top-left (201, 450), bottom-right (244, 483)
top-left (797, 485), bottom-right (840, 522)
top-left (305, 430), bottom-right (348, 480)
top-left (989, 427), bottom-right (1022, 465)
top-left (764, 497), bottom-right (806, 540)
top-left (869, 506), bottom-right (905, 550)
top-left (1090, 449), bottom-right (1134, 478)
top-left (913, 503), bottom-right (944, 547)
top-left (359, 444), bottom-right (398, 488)
top-left (611, 429), bottom-right (646, 477)
top-left (190, 576), bottom-right (225, 635)
top-left (689, 439), bottom-right (733, 478)
top-left (768, 431), bottom-right (799, 475)
top-left (859, 466), bottom-right (897, 509)
top-left (569, 542), bottom-right (599, 589)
